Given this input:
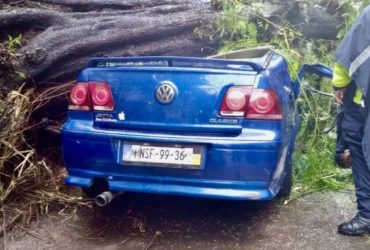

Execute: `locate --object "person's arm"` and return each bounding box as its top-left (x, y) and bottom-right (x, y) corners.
top-left (332, 63), bottom-right (351, 104)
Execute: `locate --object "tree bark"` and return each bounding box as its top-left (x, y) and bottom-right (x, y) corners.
top-left (0, 0), bottom-right (344, 87)
top-left (0, 0), bottom-right (217, 85)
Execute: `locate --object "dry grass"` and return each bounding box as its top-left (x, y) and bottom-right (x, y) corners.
top-left (0, 83), bottom-right (90, 236)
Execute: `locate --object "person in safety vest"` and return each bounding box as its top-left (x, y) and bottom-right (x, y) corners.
top-left (333, 5), bottom-right (370, 236)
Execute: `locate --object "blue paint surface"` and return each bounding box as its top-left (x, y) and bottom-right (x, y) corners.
top-left (62, 53), bottom-right (301, 200)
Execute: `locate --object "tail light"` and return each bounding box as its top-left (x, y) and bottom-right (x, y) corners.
top-left (246, 89), bottom-right (282, 120)
top-left (89, 82), bottom-right (114, 111)
top-left (220, 86), bottom-right (252, 116)
top-left (220, 86), bottom-right (282, 120)
top-left (69, 83), bottom-right (90, 111)
top-left (68, 82), bottom-right (114, 111)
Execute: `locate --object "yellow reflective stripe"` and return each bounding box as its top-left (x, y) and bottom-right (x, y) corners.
top-left (333, 63), bottom-right (351, 88)
top-left (354, 89), bottom-right (363, 105)
top-left (333, 63), bottom-right (363, 104)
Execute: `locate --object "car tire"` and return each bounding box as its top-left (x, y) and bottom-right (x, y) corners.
top-left (277, 162), bottom-right (293, 198)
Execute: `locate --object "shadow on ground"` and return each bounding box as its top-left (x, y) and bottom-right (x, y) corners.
top-left (3, 191), bottom-right (370, 250)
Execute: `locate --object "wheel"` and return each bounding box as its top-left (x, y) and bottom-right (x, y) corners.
top-left (277, 162), bottom-right (293, 198)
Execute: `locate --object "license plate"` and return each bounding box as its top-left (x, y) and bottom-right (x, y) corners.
top-left (122, 142), bottom-right (203, 169)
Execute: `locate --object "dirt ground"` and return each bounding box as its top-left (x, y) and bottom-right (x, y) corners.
top-left (2, 190), bottom-right (370, 250)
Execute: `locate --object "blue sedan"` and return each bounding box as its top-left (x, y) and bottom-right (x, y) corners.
top-left (62, 47), bottom-right (303, 205)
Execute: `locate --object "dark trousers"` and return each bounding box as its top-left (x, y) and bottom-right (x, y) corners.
top-left (342, 101), bottom-right (370, 219)
top-left (335, 110), bottom-right (348, 160)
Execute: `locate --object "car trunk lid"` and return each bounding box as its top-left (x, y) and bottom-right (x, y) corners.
top-left (85, 57), bottom-right (263, 135)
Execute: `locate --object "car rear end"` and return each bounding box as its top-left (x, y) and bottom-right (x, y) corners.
top-left (62, 48), bottom-right (296, 200)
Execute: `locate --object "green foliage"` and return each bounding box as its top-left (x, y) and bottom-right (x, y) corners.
top-left (0, 34), bottom-right (25, 87)
top-left (293, 137), bottom-right (352, 194)
top-left (213, 0), bottom-right (370, 197)
top-left (216, 1), bottom-right (258, 47)
top-left (337, 0), bottom-right (370, 39)
top-left (6, 34), bottom-right (22, 58)
top-left (215, 0), bottom-right (307, 77)
top-left (287, 75), bottom-right (352, 197)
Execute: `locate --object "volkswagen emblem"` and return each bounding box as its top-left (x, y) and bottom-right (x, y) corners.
top-left (155, 82), bottom-right (176, 104)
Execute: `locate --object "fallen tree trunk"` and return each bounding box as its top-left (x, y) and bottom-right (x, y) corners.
top-left (0, 0), bottom-right (217, 86)
top-left (0, 0), bottom-right (344, 88)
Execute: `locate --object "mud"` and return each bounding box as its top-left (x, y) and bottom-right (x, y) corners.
top-left (2, 190), bottom-right (370, 250)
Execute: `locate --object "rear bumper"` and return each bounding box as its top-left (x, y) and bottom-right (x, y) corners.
top-left (62, 123), bottom-right (288, 200)
top-left (65, 169), bottom-right (274, 200)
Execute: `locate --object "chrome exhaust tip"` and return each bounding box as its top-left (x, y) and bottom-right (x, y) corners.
top-left (95, 191), bottom-right (116, 207)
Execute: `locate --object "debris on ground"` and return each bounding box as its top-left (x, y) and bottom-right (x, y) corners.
top-left (0, 83), bottom-right (90, 236)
